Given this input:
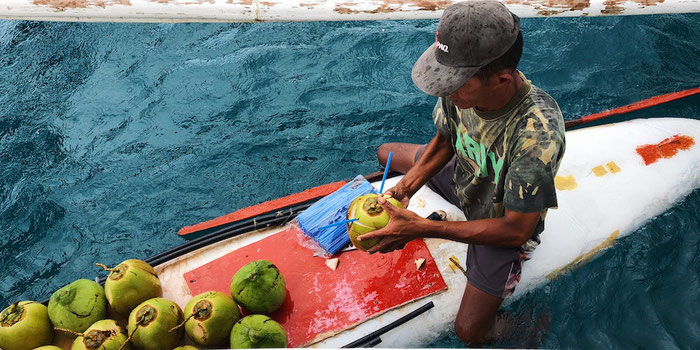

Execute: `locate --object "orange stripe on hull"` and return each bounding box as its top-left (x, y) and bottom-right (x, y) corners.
top-left (636, 135), bottom-right (695, 165)
top-left (568, 86), bottom-right (700, 128)
top-left (178, 180), bottom-right (348, 236)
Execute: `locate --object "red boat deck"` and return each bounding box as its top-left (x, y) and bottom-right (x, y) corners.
top-left (185, 225), bottom-right (447, 347)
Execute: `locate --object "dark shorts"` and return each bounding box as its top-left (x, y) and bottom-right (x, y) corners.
top-left (416, 145), bottom-right (522, 299)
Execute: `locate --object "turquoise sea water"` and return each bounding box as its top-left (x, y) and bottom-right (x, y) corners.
top-left (1, 13), bottom-right (699, 348)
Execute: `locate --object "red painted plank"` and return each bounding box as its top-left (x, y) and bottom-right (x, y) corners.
top-left (178, 181), bottom-right (347, 236)
top-left (184, 226), bottom-right (447, 347)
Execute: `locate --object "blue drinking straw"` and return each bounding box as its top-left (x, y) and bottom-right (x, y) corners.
top-left (318, 218), bottom-right (357, 231)
top-left (379, 151), bottom-right (393, 194)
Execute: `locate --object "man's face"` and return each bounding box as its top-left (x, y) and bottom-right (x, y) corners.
top-left (448, 76), bottom-right (489, 109)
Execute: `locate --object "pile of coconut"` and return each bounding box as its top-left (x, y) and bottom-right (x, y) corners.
top-left (1, 193), bottom-right (407, 350)
top-left (0, 259), bottom-right (288, 349)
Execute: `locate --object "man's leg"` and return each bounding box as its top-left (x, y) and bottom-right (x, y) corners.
top-left (457, 242), bottom-right (524, 346)
top-left (456, 283), bottom-right (551, 347)
top-left (377, 143), bottom-right (422, 173)
top-left (455, 283), bottom-right (504, 346)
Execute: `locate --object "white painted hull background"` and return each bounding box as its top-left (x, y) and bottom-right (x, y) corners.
top-left (1, 0), bottom-right (699, 23)
top-left (323, 118), bottom-right (700, 347)
top-left (150, 118), bottom-right (700, 347)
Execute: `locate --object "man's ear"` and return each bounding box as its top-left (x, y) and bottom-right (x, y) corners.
top-left (493, 70), bottom-right (513, 86)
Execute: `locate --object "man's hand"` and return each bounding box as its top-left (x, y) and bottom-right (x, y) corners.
top-left (382, 184), bottom-right (413, 208)
top-left (358, 195), bottom-right (423, 254)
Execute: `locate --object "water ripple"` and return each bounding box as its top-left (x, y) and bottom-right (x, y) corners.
top-left (0, 14), bottom-right (699, 348)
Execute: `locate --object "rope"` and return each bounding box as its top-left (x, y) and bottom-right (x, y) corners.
top-left (168, 313), bottom-right (194, 333)
top-left (565, 86), bottom-right (700, 130)
top-left (119, 323), bottom-right (139, 350)
top-left (95, 263), bottom-right (114, 271)
top-left (54, 327), bottom-right (83, 337)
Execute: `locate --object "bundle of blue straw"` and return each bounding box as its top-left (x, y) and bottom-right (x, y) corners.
top-left (296, 175), bottom-right (375, 254)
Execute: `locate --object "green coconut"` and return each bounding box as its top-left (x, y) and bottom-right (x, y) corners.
top-left (101, 259), bottom-right (162, 315)
top-left (35, 346), bottom-right (64, 350)
top-left (173, 346), bottom-right (199, 350)
top-left (230, 315), bottom-right (287, 348)
top-left (48, 279), bottom-right (107, 335)
top-left (126, 298), bottom-right (183, 350)
top-left (183, 291), bottom-right (240, 346)
top-left (71, 319), bottom-right (129, 350)
top-left (230, 260), bottom-right (286, 314)
top-left (347, 193), bottom-right (405, 251)
top-left (0, 301), bottom-right (53, 350)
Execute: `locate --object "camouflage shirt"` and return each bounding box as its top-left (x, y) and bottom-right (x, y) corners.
top-left (433, 72), bottom-right (565, 245)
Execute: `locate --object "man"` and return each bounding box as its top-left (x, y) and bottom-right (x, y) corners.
top-left (357, 0), bottom-right (566, 345)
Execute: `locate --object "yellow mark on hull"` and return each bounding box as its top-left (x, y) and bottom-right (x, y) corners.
top-left (592, 165), bottom-right (608, 177)
top-left (592, 161), bottom-right (622, 177)
top-left (546, 230), bottom-right (621, 280)
top-left (606, 161), bottom-right (621, 174)
top-left (554, 175), bottom-right (578, 190)
top-left (448, 255), bottom-right (467, 277)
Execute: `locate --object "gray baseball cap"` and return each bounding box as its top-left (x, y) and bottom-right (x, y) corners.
top-left (412, 0), bottom-right (521, 97)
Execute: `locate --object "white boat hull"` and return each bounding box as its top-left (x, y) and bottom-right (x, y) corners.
top-left (2, 0), bottom-right (699, 23)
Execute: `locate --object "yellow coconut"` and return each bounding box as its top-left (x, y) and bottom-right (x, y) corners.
top-left (71, 319), bottom-right (129, 350)
top-left (229, 315), bottom-right (287, 348)
top-left (231, 260), bottom-right (286, 314)
top-left (183, 291), bottom-right (240, 346)
top-left (347, 193), bottom-right (405, 251)
top-left (0, 301), bottom-right (53, 350)
top-left (127, 298), bottom-right (183, 350)
top-left (101, 259), bottom-right (162, 315)
top-left (48, 279), bottom-right (107, 335)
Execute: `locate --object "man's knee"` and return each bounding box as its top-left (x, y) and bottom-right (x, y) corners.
top-left (375, 143), bottom-right (422, 173)
top-left (454, 318), bottom-right (491, 346)
top-left (377, 143), bottom-right (392, 166)
top-left (454, 283), bottom-right (502, 346)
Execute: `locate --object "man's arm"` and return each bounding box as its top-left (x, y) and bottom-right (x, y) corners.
top-left (389, 131), bottom-right (455, 202)
top-left (421, 208), bottom-right (539, 247)
top-left (358, 197), bottom-right (540, 253)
